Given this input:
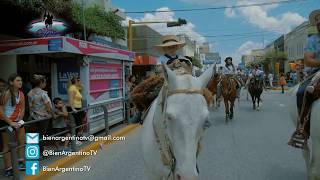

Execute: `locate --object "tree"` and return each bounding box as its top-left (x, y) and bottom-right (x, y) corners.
top-left (9, 0), bottom-right (126, 40)
top-left (71, 4), bottom-right (125, 39)
top-left (189, 57), bottom-right (203, 69)
top-left (262, 50), bottom-right (287, 74)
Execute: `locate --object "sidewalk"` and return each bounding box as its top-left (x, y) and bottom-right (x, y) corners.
top-left (0, 123), bottom-right (140, 180)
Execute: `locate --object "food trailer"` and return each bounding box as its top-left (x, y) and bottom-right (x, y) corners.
top-left (0, 36), bottom-right (134, 134)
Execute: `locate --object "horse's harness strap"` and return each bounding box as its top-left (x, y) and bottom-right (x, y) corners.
top-left (168, 89), bottom-right (206, 97)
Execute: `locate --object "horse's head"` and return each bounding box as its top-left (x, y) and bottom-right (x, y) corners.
top-left (161, 64), bottom-right (215, 180)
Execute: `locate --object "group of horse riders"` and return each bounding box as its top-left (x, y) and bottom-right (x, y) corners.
top-left (131, 9), bottom-right (320, 149)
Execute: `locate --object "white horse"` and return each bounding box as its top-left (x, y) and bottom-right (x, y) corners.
top-left (142, 64), bottom-right (214, 180)
top-left (289, 84), bottom-right (320, 180)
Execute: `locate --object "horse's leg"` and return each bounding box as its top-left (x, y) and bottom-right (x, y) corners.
top-left (256, 95), bottom-right (260, 111)
top-left (224, 98), bottom-right (229, 123)
top-left (251, 94), bottom-right (256, 110)
top-left (230, 99), bottom-right (234, 120)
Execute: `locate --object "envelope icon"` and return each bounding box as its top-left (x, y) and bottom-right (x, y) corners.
top-left (26, 133), bottom-right (39, 144)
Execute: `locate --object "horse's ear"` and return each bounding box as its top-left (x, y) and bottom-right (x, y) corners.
top-left (162, 63), bottom-right (176, 83)
top-left (199, 64), bottom-right (215, 88)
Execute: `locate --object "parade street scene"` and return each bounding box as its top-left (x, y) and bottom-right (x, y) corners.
top-left (0, 0), bottom-right (319, 180)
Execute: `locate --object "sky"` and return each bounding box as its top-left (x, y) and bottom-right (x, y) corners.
top-left (113, 0), bottom-right (319, 64)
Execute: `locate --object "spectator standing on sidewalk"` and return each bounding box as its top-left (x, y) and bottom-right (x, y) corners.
top-left (68, 76), bottom-right (85, 146)
top-left (268, 73), bottom-right (274, 88)
top-left (279, 73), bottom-right (287, 94)
top-left (52, 97), bottom-right (70, 151)
top-left (0, 74), bottom-right (26, 176)
top-left (28, 74), bottom-right (53, 158)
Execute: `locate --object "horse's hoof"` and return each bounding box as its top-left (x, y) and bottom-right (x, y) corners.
top-left (256, 107), bottom-right (260, 111)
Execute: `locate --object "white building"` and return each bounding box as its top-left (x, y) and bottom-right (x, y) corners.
top-left (284, 21), bottom-right (309, 73)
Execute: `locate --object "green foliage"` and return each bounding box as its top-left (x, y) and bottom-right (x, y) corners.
top-left (263, 50), bottom-right (287, 64)
top-left (190, 57), bottom-right (203, 69)
top-left (71, 3), bottom-right (125, 39)
top-left (11, 0), bottom-right (73, 14)
top-left (10, 0), bottom-right (125, 39)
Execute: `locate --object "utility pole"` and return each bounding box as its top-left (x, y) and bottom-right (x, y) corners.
top-left (82, 0), bottom-right (87, 41)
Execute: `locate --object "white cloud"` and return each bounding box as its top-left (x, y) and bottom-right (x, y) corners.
top-left (123, 7), bottom-right (206, 44)
top-left (234, 0), bottom-right (306, 33)
top-left (180, 0), bottom-right (306, 34)
top-left (224, 41), bottom-right (263, 64)
top-left (225, 7), bottom-right (237, 18)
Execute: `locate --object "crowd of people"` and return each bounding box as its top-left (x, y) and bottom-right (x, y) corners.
top-left (0, 73), bottom-right (86, 177)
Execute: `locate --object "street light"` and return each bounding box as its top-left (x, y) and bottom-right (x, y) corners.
top-left (127, 18), bottom-right (187, 51)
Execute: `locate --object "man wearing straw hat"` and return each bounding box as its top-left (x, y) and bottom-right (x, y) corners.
top-left (130, 35), bottom-right (195, 123)
top-left (155, 35), bottom-right (194, 75)
top-left (289, 9), bottom-right (320, 148)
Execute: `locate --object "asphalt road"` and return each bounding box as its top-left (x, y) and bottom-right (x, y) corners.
top-left (52, 89), bottom-right (307, 180)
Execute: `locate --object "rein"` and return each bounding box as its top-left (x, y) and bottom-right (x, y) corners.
top-left (153, 83), bottom-right (206, 179)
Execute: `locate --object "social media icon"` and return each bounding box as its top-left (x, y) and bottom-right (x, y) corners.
top-left (26, 133), bottom-right (39, 144)
top-left (26, 161), bottom-right (39, 176)
top-left (25, 145), bottom-right (40, 160)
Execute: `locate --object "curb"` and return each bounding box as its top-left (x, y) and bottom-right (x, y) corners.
top-left (25, 124), bottom-right (140, 180)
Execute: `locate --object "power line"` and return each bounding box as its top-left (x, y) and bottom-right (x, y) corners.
top-left (131, 31), bottom-right (276, 40)
top-left (125, 0), bottom-right (307, 14)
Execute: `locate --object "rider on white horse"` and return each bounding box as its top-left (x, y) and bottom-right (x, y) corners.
top-left (289, 9), bottom-right (320, 149)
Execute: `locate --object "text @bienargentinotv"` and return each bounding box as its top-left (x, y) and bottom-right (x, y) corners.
top-left (43, 135), bottom-right (126, 142)
top-left (43, 166), bottom-right (91, 173)
top-left (42, 150), bottom-right (98, 157)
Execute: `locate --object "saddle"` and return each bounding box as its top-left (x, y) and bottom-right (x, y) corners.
top-left (288, 75), bottom-right (320, 149)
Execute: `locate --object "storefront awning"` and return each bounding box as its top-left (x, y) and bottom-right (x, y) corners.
top-left (0, 36), bottom-right (135, 61)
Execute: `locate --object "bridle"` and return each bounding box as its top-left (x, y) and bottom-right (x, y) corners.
top-left (153, 82), bottom-right (208, 179)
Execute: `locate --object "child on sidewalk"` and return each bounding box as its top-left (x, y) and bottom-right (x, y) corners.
top-left (52, 97), bottom-right (71, 151)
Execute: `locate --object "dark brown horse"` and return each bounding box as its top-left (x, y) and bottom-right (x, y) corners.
top-left (207, 73), bottom-right (221, 109)
top-left (221, 75), bottom-right (238, 123)
top-left (248, 76), bottom-right (263, 110)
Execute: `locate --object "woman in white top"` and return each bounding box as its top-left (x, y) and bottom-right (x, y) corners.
top-left (223, 57), bottom-right (236, 75)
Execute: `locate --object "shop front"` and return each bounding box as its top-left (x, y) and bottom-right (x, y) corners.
top-left (0, 36), bottom-right (134, 134)
top-left (132, 55), bottom-right (157, 82)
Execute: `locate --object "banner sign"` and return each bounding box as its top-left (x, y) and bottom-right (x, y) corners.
top-left (89, 61), bottom-right (123, 100)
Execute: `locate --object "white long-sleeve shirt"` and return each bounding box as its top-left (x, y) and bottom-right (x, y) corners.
top-left (223, 65), bottom-right (236, 75)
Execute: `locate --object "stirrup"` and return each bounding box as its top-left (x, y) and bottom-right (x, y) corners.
top-left (287, 130), bottom-right (308, 150)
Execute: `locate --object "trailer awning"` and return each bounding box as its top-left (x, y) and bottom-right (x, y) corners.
top-left (0, 36), bottom-right (135, 61)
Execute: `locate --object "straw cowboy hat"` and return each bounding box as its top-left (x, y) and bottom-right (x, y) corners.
top-left (155, 35), bottom-right (186, 52)
top-left (309, 9), bottom-right (320, 26)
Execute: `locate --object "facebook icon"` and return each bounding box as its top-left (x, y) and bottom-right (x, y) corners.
top-left (26, 161), bottom-right (39, 176)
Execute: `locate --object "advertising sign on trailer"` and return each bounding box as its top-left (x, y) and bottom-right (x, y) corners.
top-left (88, 58), bottom-right (124, 134)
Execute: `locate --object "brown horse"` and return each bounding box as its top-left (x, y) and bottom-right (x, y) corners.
top-left (207, 73), bottom-right (221, 109)
top-left (220, 75), bottom-right (238, 123)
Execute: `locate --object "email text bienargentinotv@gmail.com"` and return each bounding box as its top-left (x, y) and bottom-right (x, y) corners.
top-left (42, 134), bottom-right (126, 142)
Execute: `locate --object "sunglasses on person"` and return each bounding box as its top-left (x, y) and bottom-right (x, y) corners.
top-left (166, 58), bottom-right (192, 66)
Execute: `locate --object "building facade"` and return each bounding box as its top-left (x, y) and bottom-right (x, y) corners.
top-left (177, 34), bottom-right (197, 57)
top-left (284, 21), bottom-right (309, 73)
